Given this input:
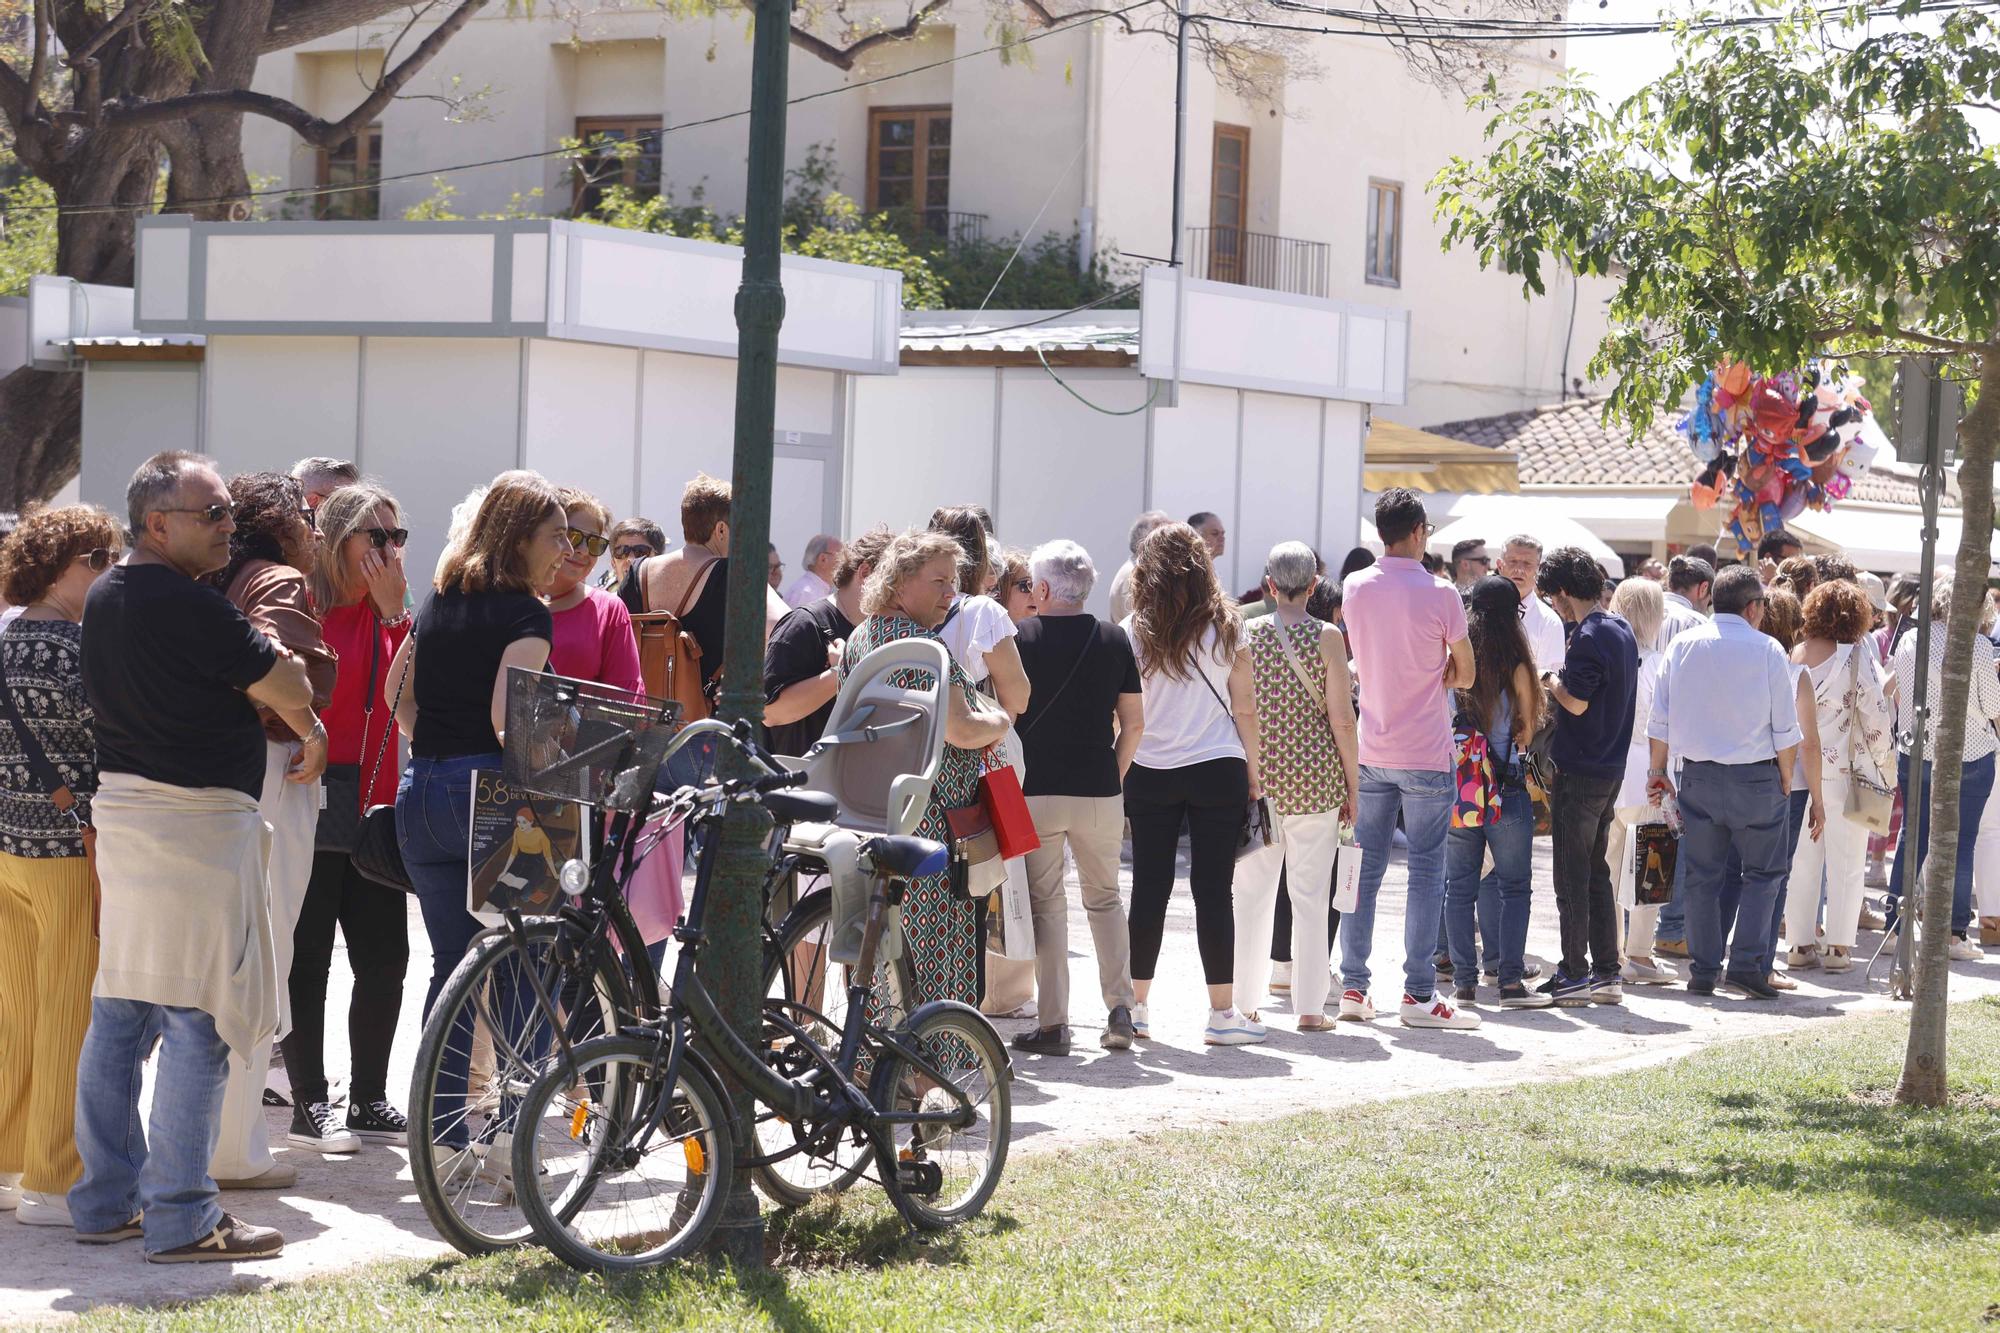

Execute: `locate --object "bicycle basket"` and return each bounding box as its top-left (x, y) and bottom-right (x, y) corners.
top-left (502, 667), bottom-right (680, 810)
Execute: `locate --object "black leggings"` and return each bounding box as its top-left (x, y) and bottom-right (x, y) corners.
top-left (281, 849), bottom-right (411, 1106)
top-left (1125, 757), bottom-right (1247, 985)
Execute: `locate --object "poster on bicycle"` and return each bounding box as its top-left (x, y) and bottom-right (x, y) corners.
top-left (467, 769), bottom-right (586, 924)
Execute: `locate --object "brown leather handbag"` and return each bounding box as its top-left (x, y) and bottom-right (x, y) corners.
top-left (632, 555), bottom-right (717, 723)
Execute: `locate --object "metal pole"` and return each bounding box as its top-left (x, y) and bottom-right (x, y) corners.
top-left (1169, 0), bottom-right (1189, 269)
top-left (1894, 366), bottom-right (1944, 999)
top-left (703, 0), bottom-right (790, 1266)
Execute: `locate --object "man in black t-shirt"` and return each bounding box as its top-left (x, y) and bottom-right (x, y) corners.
top-left (71, 452), bottom-right (313, 1264)
top-left (1010, 539), bottom-right (1144, 1057)
top-left (762, 529), bottom-right (890, 757)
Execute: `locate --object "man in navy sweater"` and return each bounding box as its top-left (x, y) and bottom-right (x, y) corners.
top-left (1536, 548), bottom-right (1638, 1006)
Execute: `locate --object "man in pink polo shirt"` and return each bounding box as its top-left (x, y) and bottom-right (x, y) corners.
top-left (1338, 488), bottom-right (1479, 1030)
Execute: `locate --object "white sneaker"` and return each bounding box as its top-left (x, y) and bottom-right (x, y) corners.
top-left (1786, 943), bottom-right (1819, 968)
top-left (1399, 993), bottom-right (1482, 1029)
top-left (1948, 936), bottom-right (1986, 962)
top-left (1270, 961), bottom-right (1294, 994)
top-left (16, 1190), bottom-right (73, 1227)
top-left (1131, 1002), bottom-right (1151, 1039)
top-left (1203, 1007), bottom-right (1268, 1045)
top-left (1336, 989), bottom-right (1376, 1023)
top-left (0, 1172), bottom-right (20, 1212)
top-left (1820, 945), bottom-right (1854, 973)
top-left (1620, 956), bottom-right (1678, 985)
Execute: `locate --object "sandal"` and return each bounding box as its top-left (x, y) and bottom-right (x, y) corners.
top-left (1298, 1016), bottom-right (1332, 1033)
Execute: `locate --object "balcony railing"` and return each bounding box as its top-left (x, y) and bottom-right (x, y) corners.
top-left (880, 207), bottom-right (988, 246)
top-left (1186, 226), bottom-right (1331, 299)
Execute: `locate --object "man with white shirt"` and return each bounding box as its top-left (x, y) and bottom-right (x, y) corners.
top-left (1646, 566), bottom-right (1807, 1000)
top-left (1660, 555), bottom-right (1713, 646)
top-left (782, 534), bottom-right (843, 608)
top-left (1499, 535), bottom-right (1567, 670)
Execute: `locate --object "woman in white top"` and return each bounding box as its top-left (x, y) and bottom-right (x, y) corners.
top-left (1122, 522), bottom-right (1263, 1046)
top-left (1605, 577), bottom-right (1677, 985)
top-left (1784, 580), bottom-right (1896, 972)
top-left (1888, 573), bottom-right (2000, 958)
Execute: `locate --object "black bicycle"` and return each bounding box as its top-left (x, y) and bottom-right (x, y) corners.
top-left (406, 675), bottom-right (861, 1254)
top-left (509, 731), bottom-right (1012, 1273)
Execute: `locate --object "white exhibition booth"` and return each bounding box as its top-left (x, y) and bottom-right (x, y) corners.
top-left (54, 227), bottom-right (1411, 614)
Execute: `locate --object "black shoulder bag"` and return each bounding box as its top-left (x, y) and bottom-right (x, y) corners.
top-left (350, 638), bottom-right (414, 893)
top-left (315, 615), bottom-right (381, 852)
top-left (1191, 642), bottom-right (1276, 860)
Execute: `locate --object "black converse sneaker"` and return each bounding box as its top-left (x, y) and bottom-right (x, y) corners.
top-left (346, 1099), bottom-right (409, 1145)
top-left (288, 1100), bottom-right (361, 1154)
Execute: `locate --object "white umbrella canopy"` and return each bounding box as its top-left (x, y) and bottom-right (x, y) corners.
top-left (1423, 494), bottom-right (1623, 579)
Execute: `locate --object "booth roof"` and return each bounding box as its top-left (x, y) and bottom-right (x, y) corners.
top-left (898, 318), bottom-right (1139, 367)
top-left (1427, 397), bottom-right (1942, 510)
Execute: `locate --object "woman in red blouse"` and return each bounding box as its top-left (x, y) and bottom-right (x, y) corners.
top-left (281, 480), bottom-right (413, 1154)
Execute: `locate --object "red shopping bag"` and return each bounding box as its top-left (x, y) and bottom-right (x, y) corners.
top-left (978, 753), bottom-right (1040, 860)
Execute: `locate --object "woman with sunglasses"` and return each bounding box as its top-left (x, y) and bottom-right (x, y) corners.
top-left (281, 481), bottom-right (414, 1156)
top-left (0, 507), bottom-right (122, 1224)
top-left (200, 473), bottom-right (339, 1189)
top-left (547, 488), bottom-right (643, 695)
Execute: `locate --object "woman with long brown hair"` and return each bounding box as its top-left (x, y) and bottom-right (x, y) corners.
top-left (1121, 522), bottom-right (1263, 1045)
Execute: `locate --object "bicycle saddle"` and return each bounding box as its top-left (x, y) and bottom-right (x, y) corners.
top-left (762, 789), bottom-right (839, 827)
top-left (861, 834), bottom-right (949, 880)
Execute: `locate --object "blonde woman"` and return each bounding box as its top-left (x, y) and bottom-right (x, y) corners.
top-left (1606, 575), bottom-right (1675, 985)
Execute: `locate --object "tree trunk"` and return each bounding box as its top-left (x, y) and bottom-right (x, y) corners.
top-left (1895, 344), bottom-right (2000, 1107)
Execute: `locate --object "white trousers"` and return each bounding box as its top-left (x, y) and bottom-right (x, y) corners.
top-left (1233, 807), bottom-right (1341, 1019)
top-left (1973, 773), bottom-right (2000, 917)
top-left (211, 741), bottom-right (319, 1179)
top-left (1783, 773), bottom-right (1872, 950)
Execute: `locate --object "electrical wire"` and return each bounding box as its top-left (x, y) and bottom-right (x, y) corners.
top-left (1199, 0), bottom-right (1996, 44)
top-left (5, 0), bottom-right (1167, 219)
top-left (1033, 340), bottom-right (1161, 415)
top-left (1267, 0), bottom-right (1995, 38)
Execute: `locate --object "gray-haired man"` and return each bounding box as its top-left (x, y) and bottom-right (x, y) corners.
top-left (782, 533), bottom-right (843, 609)
top-left (1011, 539), bottom-right (1143, 1056)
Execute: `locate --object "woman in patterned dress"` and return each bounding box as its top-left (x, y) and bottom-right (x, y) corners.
top-left (1231, 542), bottom-right (1358, 1032)
top-left (842, 530), bottom-right (1012, 1014)
top-left (0, 505), bottom-right (122, 1224)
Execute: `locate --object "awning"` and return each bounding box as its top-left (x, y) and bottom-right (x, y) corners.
top-left (1787, 506), bottom-right (1992, 576)
top-left (1364, 419), bottom-right (1517, 494)
top-left (1518, 490), bottom-right (1679, 544)
top-left (1423, 494), bottom-right (1622, 578)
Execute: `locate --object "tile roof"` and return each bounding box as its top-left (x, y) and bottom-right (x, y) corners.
top-left (1427, 397), bottom-right (1943, 509)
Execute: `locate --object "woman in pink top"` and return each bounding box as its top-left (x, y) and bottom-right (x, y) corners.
top-left (549, 488), bottom-right (644, 695)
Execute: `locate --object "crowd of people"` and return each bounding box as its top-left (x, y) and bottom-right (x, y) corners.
top-left (0, 453), bottom-right (1989, 1264)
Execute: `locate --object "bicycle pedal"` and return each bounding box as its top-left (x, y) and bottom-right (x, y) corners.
top-left (895, 1158), bottom-right (943, 1197)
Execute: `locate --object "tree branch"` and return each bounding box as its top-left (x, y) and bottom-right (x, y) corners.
top-left (96, 0), bottom-right (488, 144)
top-left (65, 0), bottom-right (165, 68)
top-left (786, 0), bottom-right (953, 71)
top-left (262, 0), bottom-right (435, 54)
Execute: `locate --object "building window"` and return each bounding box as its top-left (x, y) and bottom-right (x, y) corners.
top-left (867, 106), bottom-right (951, 234)
top-left (315, 125), bottom-right (383, 221)
top-left (1366, 179), bottom-right (1402, 286)
top-left (1209, 124), bottom-right (1250, 283)
top-left (573, 116), bottom-right (664, 216)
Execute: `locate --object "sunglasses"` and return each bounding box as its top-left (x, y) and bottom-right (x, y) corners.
top-left (360, 527), bottom-right (409, 550)
top-left (160, 503), bottom-right (231, 523)
top-left (1012, 578), bottom-right (1033, 594)
top-left (613, 544), bottom-right (653, 560)
top-left (566, 529), bottom-right (610, 558)
top-left (79, 548), bottom-right (119, 571)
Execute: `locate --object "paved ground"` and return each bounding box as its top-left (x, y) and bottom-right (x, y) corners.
top-left (9, 840), bottom-right (1999, 1324)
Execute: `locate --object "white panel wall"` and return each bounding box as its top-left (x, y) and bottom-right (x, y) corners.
top-left (80, 365), bottom-right (204, 516)
top-left (849, 369), bottom-right (996, 534)
top-left (992, 369), bottom-right (1147, 617)
top-left (205, 234), bottom-right (496, 324)
top-left (360, 337), bottom-right (523, 586)
top-left (1320, 401), bottom-right (1368, 562)
top-left (1148, 383), bottom-right (1241, 589)
top-left (522, 340), bottom-right (643, 528)
top-left (204, 336), bottom-right (361, 472)
top-left (772, 456), bottom-right (830, 584)
top-left (639, 351), bottom-right (746, 538)
top-left (1237, 392), bottom-right (1326, 583)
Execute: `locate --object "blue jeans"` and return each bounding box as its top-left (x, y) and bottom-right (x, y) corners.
top-left (69, 999), bottom-right (229, 1253)
top-left (1888, 750), bottom-right (1994, 936)
top-left (1445, 780), bottom-right (1534, 986)
top-left (399, 753), bottom-right (508, 1147)
top-left (1678, 760), bottom-right (1790, 983)
top-left (1342, 765), bottom-right (1453, 1002)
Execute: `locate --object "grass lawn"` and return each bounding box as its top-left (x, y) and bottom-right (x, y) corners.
top-left (84, 999), bottom-right (2000, 1331)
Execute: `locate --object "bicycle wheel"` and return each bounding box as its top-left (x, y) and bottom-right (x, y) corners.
top-left (752, 891), bottom-right (873, 1206)
top-left (408, 919), bottom-right (633, 1255)
top-left (869, 1002), bottom-right (1011, 1231)
top-left (513, 1033), bottom-right (733, 1273)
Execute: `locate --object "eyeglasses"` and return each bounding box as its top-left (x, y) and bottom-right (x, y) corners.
top-left (360, 527), bottom-right (409, 550)
top-left (300, 506), bottom-right (317, 532)
top-left (566, 529), bottom-right (610, 558)
top-left (159, 504), bottom-right (231, 524)
top-left (613, 544), bottom-right (653, 561)
top-left (1012, 578), bottom-right (1033, 594)
top-left (79, 548), bottom-right (119, 571)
